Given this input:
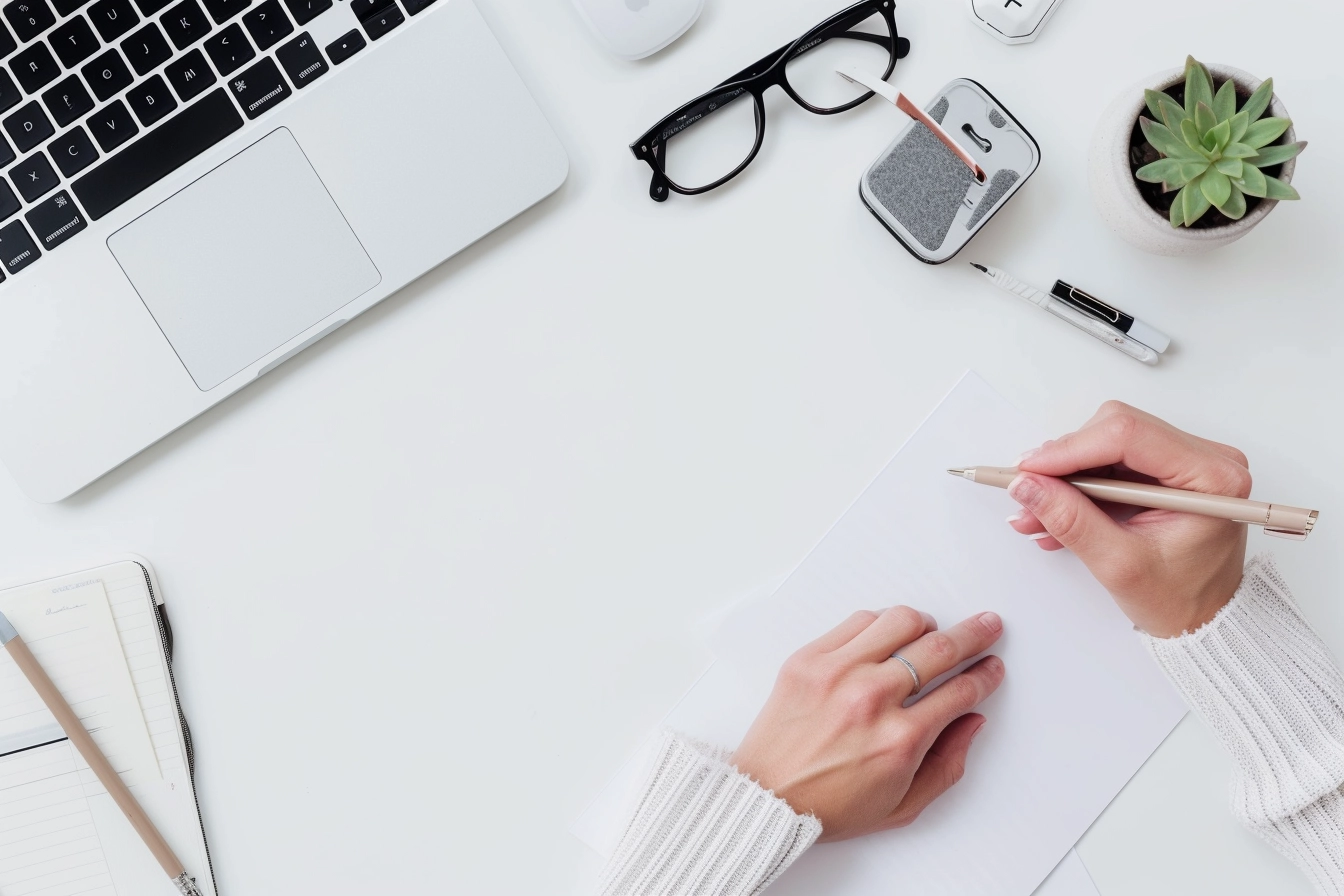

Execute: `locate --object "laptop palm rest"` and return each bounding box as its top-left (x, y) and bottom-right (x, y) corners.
top-left (108, 128), bottom-right (381, 392)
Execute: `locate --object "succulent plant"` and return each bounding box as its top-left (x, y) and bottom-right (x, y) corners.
top-left (1136, 56), bottom-right (1305, 228)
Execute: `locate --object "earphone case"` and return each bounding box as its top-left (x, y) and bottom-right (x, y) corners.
top-left (859, 79), bottom-right (1039, 264)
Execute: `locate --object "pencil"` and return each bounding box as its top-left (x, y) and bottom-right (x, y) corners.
top-left (0, 609), bottom-right (204, 896)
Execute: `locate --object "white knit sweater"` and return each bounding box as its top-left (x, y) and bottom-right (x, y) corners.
top-left (598, 556), bottom-right (1344, 895)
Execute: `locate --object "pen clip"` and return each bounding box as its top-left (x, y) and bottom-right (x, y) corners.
top-left (1264, 527), bottom-right (1309, 541)
top-left (1053, 282), bottom-right (1121, 324)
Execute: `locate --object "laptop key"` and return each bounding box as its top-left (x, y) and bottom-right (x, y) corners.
top-left (47, 124), bottom-right (96, 176)
top-left (360, 2), bottom-right (400, 40)
top-left (25, 189), bottom-right (84, 249)
top-left (9, 150), bottom-right (57, 201)
top-left (275, 31), bottom-right (323, 88)
top-left (0, 71), bottom-right (16, 115)
top-left (279, 0), bottom-right (325, 26)
top-left (241, 0), bottom-right (289, 50)
top-left (42, 75), bottom-right (93, 127)
top-left (160, 0), bottom-right (209, 48)
top-left (81, 49), bottom-right (133, 101)
top-left (122, 21), bottom-right (171, 74)
top-left (52, 0), bottom-right (89, 12)
top-left (86, 98), bottom-right (137, 151)
top-left (227, 55), bottom-right (287, 119)
top-left (88, 0), bottom-right (138, 42)
top-left (3, 99), bottom-right (51, 153)
top-left (131, 0), bottom-right (169, 14)
top-left (0, 22), bottom-right (13, 58)
top-left (0, 134), bottom-right (11, 166)
top-left (200, 0), bottom-right (245, 23)
top-left (50, 16), bottom-right (99, 67)
top-left (10, 42), bottom-right (60, 93)
top-left (0, 178), bottom-right (17, 219)
top-left (164, 46), bottom-right (213, 100)
top-left (3, 0), bottom-right (55, 43)
top-left (126, 72), bottom-right (175, 125)
top-left (73, 88), bottom-right (242, 219)
top-left (400, 0), bottom-right (432, 15)
top-left (324, 28), bottom-right (361, 64)
top-left (202, 21), bottom-right (251, 73)
top-left (0, 219), bottom-right (38, 275)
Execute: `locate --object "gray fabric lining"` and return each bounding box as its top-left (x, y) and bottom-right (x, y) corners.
top-left (966, 169), bottom-right (1020, 230)
top-left (867, 118), bottom-right (975, 251)
top-left (929, 97), bottom-right (949, 124)
top-left (988, 108), bottom-right (1006, 128)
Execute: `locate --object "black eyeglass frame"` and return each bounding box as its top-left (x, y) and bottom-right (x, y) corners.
top-left (629, 0), bottom-right (911, 202)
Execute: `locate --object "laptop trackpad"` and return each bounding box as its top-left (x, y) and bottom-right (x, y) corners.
top-left (108, 128), bottom-right (381, 391)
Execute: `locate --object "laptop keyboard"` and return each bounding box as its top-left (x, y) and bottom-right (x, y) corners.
top-left (0, 0), bottom-right (433, 282)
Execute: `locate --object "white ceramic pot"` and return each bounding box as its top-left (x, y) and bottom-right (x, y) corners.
top-left (1088, 63), bottom-right (1297, 256)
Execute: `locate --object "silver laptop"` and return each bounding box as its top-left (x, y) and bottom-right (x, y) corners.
top-left (0, 0), bottom-right (567, 501)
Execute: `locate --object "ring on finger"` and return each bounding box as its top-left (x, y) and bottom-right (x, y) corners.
top-left (889, 653), bottom-right (921, 694)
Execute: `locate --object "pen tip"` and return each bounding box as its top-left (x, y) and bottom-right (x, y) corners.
top-left (970, 263), bottom-right (987, 273)
top-left (947, 468), bottom-right (966, 477)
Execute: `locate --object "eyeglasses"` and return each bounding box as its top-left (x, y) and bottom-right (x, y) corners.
top-left (629, 0), bottom-right (910, 202)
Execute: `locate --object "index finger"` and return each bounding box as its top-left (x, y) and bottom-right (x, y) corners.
top-left (1020, 404), bottom-right (1251, 497)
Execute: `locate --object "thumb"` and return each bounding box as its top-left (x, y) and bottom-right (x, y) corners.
top-left (882, 714), bottom-right (985, 829)
top-left (1008, 472), bottom-right (1131, 564)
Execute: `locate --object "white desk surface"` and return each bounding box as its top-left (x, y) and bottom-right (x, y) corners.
top-left (1, 0), bottom-right (1339, 892)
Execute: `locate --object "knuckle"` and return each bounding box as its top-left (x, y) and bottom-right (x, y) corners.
top-left (924, 632), bottom-right (956, 663)
top-left (1097, 399), bottom-right (1133, 418)
top-left (1045, 499), bottom-right (1086, 546)
top-left (943, 755), bottom-right (967, 788)
top-left (888, 605), bottom-right (924, 632)
top-left (945, 674), bottom-right (982, 708)
top-left (1105, 557), bottom-right (1148, 592)
top-left (1218, 464), bottom-right (1253, 499)
top-left (840, 680), bottom-right (887, 723)
top-left (1103, 411), bottom-right (1140, 444)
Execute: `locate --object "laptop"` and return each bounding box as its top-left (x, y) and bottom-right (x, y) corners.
top-left (0, 0), bottom-right (567, 501)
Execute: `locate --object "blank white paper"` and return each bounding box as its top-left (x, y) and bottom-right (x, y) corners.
top-left (707, 371), bottom-right (1188, 895)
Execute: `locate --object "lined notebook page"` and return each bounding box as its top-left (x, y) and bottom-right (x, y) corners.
top-left (0, 563), bottom-right (215, 896)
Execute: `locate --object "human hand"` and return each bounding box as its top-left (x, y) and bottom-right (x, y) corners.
top-left (729, 607), bottom-right (1004, 842)
top-left (1008, 401), bottom-right (1249, 638)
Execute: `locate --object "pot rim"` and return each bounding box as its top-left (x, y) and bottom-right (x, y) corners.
top-left (1106, 62), bottom-right (1296, 241)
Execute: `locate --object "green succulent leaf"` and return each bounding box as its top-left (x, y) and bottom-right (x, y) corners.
top-left (1200, 168), bottom-right (1232, 207)
top-left (1207, 118), bottom-right (1232, 152)
top-left (1194, 102), bottom-right (1218, 138)
top-left (1218, 184), bottom-right (1247, 220)
top-left (1137, 158), bottom-right (1207, 188)
top-left (1142, 118), bottom-right (1201, 159)
top-left (1243, 117), bottom-right (1291, 149)
top-left (1169, 185), bottom-right (1188, 228)
top-left (1237, 165), bottom-right (1268, 197)
top-left (1222, 142), bottom-right (1258, 159)
top-left (1180, 118), bottom-right (1207, 153)
top-left (1214, 157), bottom-right (1243, 178)
top-left (1240, 77), bottom-right (1274, 122)
top-left (1250, 140), bottom-right (1307, 167)
top-left (1264, 176), bottom-right (1301, 200)
top-left (1147, 90), bottom-right (1189, 132)
top-left (1228, 111), bottom-right (1249, 145)
top-left (1212, 79), bottom-right (1237, 123)
top-left (1184, 56), bottom-right (1215, 115)
top-left (1182, 177), bottom-right (1213, 225)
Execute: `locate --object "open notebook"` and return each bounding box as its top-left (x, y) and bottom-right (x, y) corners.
top-left (0, 559), bottom-right (216, 896)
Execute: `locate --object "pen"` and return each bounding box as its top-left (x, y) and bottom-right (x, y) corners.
top-left (947, 466), bottom-right (1319, 540)
top-left (1050, 280), bottom-right (1171, 353)
top-left (970, 264), bottom-right (1159, 365)
top-left (0, 610), bottom-right (204, 896)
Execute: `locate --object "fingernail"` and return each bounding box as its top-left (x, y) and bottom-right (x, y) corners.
top-left (978, 612), bottom-right (1002, 635)
top-left (982, 655), bottom-right (1004, 674)
top-left (1015, 447), bottom-right (1040, 464)
top-left (1028, 532), bottom-right (1050, 541)
top-left (1006, 512), bottom-right (1024, 524)
top-left (1008, 474), bottom-right (1043, 509)
top-left (971, 719), bottom-right (987, 742)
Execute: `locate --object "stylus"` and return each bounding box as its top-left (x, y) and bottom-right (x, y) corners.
top-left (0, 610), bottom-right (205, 896)
top-left (947, 467), bottom-right (1320, 540)
top-left (971, 264), bottom-right (1159, 365)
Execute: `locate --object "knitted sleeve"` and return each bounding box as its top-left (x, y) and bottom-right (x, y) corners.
top-left (1142, 555), bottom-right (1344, 893)
top-left (597, 731), bottom-right (821, 896)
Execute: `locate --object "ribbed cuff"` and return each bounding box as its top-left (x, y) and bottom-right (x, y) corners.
top-left (1141, 555), bottom-right (1344, 823)
top-left (598, 731), bottom-right (822, 896)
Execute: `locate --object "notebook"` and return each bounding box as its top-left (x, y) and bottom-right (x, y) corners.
top-left (0, 559), bottom-right (216, 896)
top-left (571, 371), bottom-right (1188, 896)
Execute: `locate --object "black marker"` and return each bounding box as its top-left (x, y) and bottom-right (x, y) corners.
top-left (1050, 281), bottom-right (1171, 353)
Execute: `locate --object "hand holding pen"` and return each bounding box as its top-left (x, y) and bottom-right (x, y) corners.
top-left (1000, 402), bottom-right (1261, 637)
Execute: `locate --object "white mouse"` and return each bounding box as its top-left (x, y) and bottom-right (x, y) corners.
top-left (571, 0), bottom-right (704, 60)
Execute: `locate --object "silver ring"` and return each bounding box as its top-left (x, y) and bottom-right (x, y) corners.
top-left (890, 653), bottom-right (921, 694)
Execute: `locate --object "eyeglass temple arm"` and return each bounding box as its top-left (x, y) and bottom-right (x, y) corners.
top-left (714, 25), bottom-right (908, 91)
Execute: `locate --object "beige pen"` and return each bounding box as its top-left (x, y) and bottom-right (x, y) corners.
top-left (948, 466), bottom-right (1320, 540)
top-left (0, 609), bottom-right (204, 896)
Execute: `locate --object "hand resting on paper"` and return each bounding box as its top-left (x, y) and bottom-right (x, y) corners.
top-left (730, 606), bottom-right (1004, 842)
top-left (1006, 401), bottom-right (1249, 638)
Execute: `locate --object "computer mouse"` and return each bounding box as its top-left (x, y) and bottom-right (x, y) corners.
top-left (570, 0), bottom-right (704, 60)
